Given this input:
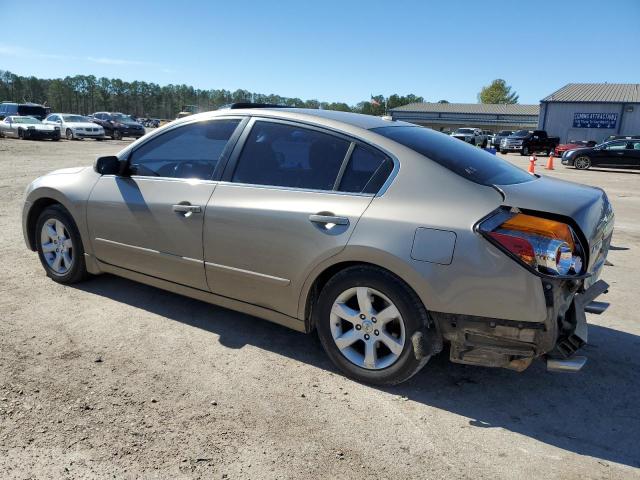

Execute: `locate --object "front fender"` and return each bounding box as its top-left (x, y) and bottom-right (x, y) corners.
top-left (23, 167), bottom-right (101, 255)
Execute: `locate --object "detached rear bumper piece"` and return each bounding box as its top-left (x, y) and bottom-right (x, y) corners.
top-left (432, 279), bottom-right (609, 372)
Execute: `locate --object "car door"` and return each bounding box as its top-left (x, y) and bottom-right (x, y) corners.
top-left (598, 140), bottom-right (628, 166)
top-left (628, 141), bottom-right (640, 168)
top-left (87, 117), bottom-right (244, 290)
top-left (203, 118), bottom-right (395, 317)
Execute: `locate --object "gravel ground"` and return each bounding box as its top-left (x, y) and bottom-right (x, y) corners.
top-left (1, 136), bottom-right (639, 479)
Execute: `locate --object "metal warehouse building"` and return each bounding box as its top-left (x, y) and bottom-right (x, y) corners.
top-left (539, 83), bottom-right (640, 143)
top-left (390, 103), bottom-right (539, 132)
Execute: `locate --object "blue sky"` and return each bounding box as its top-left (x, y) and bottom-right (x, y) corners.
top-left (1, 0), bottom-right (639, 105)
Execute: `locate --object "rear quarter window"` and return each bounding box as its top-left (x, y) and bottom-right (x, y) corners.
top-left (372, 126), bottom-right (533, 186)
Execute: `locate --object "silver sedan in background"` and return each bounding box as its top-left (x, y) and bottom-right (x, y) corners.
top-left (22, 107), bottom-right (614, 385)
top-left (43, 113), bottom-right (105, 140)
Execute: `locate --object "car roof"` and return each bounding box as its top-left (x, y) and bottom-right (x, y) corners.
top-left (188, 107), bottom-right (413, 131)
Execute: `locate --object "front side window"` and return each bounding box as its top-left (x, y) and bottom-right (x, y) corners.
top-left (606, 141), bottom-right (627, 151)
top-left (232, 121), bottom-right (350, 190)
top-left (128, 119), bottom-right (240, 179)
top-left (338, 146), bottom-right (393, 194)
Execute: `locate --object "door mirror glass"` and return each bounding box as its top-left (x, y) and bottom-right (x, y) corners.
top-left (94, 155), bottom-right (123, 175)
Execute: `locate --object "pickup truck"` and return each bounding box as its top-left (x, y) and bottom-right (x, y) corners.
top-left (500, 129), bottom-right (560, 156)
top-left (450, 128), bottom-right (487, 147)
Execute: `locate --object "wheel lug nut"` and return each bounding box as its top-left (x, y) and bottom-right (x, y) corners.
top-left (359, 314), bottom-right (366, 320)
top-left (355, 325), bottom-right (361, 330)
top-left (371, 317), bottom-right (377, 323)
top-left (374, 330), bottom-right (379, 336)
top-left (364, 334), bottom-right (370, 340)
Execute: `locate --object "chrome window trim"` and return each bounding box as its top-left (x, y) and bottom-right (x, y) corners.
top-left (215, 180), bottom-right (375, 197)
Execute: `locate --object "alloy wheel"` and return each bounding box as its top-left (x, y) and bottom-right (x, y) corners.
top-left (66, 129), bottom-right (73, 140)
top-left (40, 218), bottom-right (74, 275)
top-left (330, 287), bottom-right (406, 370)
top-left (574, 156), bottom-right (591, 170)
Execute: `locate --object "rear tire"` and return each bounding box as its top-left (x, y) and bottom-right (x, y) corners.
top-left (315, 265), bottom-right (435, 386)
top-left (35, 205), bottom-right (90, 284)
top-left (112, 130), bottom-right (122, 140)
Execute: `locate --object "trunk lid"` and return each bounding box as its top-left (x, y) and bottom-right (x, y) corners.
top-left (497, 176), bottom-right (614, 285)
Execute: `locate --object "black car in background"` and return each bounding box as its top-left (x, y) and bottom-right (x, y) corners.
top-left (0, 102), bottom-right (48, 120)
top-left (491, 130), bottom-right (513, 149)
top-left (90, 112), bottom-right (145, 140)
top-left (562, 139), bottom-right (640, 170)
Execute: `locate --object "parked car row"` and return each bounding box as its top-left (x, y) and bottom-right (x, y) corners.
top-left (0, 102), bottom-right (149, 142)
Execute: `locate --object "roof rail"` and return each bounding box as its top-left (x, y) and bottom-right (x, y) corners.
top-left (218, 102), bottom-right (290, 110)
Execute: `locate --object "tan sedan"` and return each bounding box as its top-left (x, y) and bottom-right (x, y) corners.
top-left (22, 106), bottom-right (614, 384)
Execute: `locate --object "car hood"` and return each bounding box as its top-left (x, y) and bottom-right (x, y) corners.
top-left (498, 175), bottom-right (614, 281)
top-left (23, 123), bottom-right (57, 131)
top-left (45, 166), bottom-right (90, 176)
top-left (68, 122), bottom-right (103, 129)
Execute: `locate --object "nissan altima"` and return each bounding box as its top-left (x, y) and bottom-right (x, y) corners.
top-left (22, 106), bottom-right (614, 385)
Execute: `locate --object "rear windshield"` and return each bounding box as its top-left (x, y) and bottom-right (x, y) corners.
top-left (372, 126), bottom-right (534, 186)
top-left (17, 105), bottom-right (46, 117)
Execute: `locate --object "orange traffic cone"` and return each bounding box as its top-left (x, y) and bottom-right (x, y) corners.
top-left (528, 155), bottom-right (536, 174)
top-left (546, 153), bottom-right (555, 170)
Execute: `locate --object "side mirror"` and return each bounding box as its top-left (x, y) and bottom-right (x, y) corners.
top-left (94, 155), bottom-right (124, 175)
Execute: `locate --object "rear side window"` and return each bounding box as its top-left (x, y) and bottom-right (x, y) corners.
top-left (339, 146), bottom-right (393, 194)
top-left (129, 119), bottom-right (240, 179)
top-left (372, 126), bottom-right (533, 186)
top-left (232, 121), bottom-right (350, 190)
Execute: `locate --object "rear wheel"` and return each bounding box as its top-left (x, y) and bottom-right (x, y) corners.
top-left (112, 130), bottom-right (123, 140)
top-left (574, 156), bottom-right (591, 170)
top-left (35, 205), bottom-right (89, 284)
top-left (315, 266), bottom-right (435, 385)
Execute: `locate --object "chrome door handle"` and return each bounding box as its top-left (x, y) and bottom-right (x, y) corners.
top-left (309, 214), bottom-right (349, 226)
top-left (172, 204), bottom-right (201, 216)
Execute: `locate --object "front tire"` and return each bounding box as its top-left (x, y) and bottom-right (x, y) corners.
top-left (315, 266), bottom-right (435, 386)
top-left (18, 129), bottom-right (26, 140)
top-left (65, 128), bottom-right (74, 140)
top-left (35, 205), bottom-right (89, 284)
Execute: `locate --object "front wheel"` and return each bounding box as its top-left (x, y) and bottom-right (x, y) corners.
top-left (35, 205), bottom-right (89, 284)
top-left (65, 128), bottom-right (74, 140)
top-left (315, 266), bottom-right (436, 385)
top-left (574, 156), bottom-right (591, 170)
top-left (18, 129), bottom-right (26, 140)
top-left (500, 150), bottom-right (508, 155)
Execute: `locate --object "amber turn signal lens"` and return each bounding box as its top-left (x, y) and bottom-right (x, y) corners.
top-left (500, 213), bottom-right (575, 251)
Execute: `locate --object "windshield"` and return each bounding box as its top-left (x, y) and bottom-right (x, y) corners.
top-left (511, 130), bottom-right (530, 137)
top-left (62, 115), bottom-right (90, 123)
top-left (112, 113), bottom-right (136, 123)
top-left (12, 116), bottom-right (41, 124)
top-left (455, 128), bottom-right (474, 134)
top-left (17, 105), bottom-right (46, 117)
top-left (498, 130), bottom-right (513, 136)
top-left (372, 126), bottom-right (534, 186)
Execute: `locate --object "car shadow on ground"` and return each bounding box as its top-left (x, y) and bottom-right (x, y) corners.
top-left (75, 274), bottom-right (640, 469)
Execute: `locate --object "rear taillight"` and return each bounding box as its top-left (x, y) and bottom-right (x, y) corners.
top-left (480, 210), bottom-right (583, 276)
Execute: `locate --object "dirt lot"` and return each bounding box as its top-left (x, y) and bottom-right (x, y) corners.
top-left (1, 136), bottom-right (639, 479)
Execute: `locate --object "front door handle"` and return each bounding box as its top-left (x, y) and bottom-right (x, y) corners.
top-left (172, 204), bottom-right (202, 217)
top-left (309, 214), bottom-right (349, 226)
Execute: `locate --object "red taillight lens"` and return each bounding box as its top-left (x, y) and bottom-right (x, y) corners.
top-left (488, 231), bottom-right (536, 266)
top-left (481, 211), bottom-right (583, 276)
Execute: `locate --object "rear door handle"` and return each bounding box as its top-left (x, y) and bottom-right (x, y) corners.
top-left (172, 204), bottom-right (202, 216)
top-left (309, 214), bottom-right (349, 226)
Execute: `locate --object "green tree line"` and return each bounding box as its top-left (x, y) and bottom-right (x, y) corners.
top-left (0, 70), bottom-right (425, 118)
